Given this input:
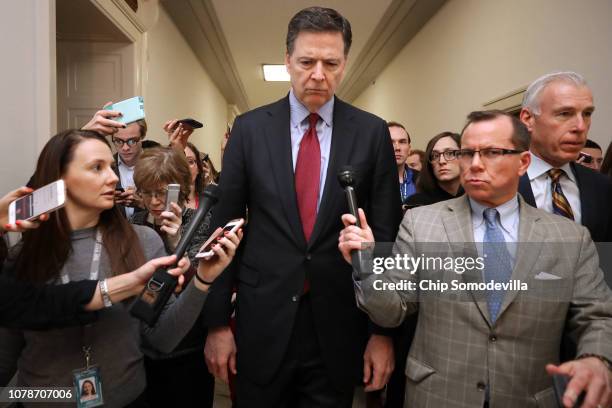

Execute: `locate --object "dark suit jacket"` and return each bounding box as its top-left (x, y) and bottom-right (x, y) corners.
top-left (203, 96), bottom-right (402, 390)
top-left (518, 162), bottom-right (612, 242)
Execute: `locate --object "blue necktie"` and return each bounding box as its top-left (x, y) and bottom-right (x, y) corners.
top-left (483, 208), bottom-right (513, 322)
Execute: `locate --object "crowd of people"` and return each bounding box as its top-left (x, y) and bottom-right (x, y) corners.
top-left (0, 5), bottom-right (611, 408)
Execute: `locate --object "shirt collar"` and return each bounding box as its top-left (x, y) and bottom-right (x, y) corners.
top-left (469, 194), bottom-right (519, 235)
top-left (527, 152), bottom-right (576, 183)
top-left (117, 154), bottom-right (135, 170)
top-left (289, 88), bottom-right (334, 128)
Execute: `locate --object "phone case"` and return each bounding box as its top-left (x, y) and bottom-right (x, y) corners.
top-left (106, 96), bottom-right (145, 125)
top-left (178, 118), bottom-right (203, 129)
top-left (552, 374), bottom-right (584, 408)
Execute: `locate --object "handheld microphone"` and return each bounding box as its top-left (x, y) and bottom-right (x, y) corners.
top-left (131, 184), bottom-right (221, 326)
top-left (337, 167), bottom-right (365, 272)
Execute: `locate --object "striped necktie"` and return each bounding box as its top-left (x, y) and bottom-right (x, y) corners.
top-left (548, 168), bottom-right (574, 220)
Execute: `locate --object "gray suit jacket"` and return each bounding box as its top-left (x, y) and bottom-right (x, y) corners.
top-left (355, 195), bottom-right (612, 408)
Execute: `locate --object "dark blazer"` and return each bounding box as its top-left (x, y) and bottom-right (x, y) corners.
top-left (203, 96), bottom-right (402, 390)
top-left (518, 162), bottom-right (612, 242)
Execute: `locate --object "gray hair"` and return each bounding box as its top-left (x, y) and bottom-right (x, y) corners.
top-left (522, 71), bottom-right (588, 114)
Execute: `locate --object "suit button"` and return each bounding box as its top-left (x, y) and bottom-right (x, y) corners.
top-left (477, 382), bottom-right (486, 391)
top-left (292, 295), bottom-right (299, 302)
top-left (305, 253), bottom-right (312, 261)
top-left (489, 334), bottom-right (497, 342)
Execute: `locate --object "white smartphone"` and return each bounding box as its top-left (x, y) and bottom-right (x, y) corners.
top-left (196, 218), bottom-right (245, 259)
top-left (8, 180), bottom-right (66, 224)
top-left (165, 184), bottom-right (180, 211)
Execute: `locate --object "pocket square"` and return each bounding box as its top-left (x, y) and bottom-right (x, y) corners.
top-left (534, 271), bottom-right (562, 280)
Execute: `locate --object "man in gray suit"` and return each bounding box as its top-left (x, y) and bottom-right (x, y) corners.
top-left (339, 110), bottom-right (612, 408)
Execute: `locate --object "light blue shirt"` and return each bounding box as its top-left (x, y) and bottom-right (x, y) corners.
top-left (289, 89), bottom-right (333, 210)
top-left (469, 195), bottom-right (520, 266)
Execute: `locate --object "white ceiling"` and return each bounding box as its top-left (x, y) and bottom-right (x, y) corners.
top-left (163, 0), bottom-right (446, 112)
top-left (210, 0), bottom-right (392, 108)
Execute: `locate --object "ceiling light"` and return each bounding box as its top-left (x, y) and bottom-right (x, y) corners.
top-left (262, 65), bottom-right (290, 82)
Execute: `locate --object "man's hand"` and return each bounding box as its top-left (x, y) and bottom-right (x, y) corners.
top-left (115, 186), bottom-right (142, 208)
top-left (363, 334), bottom-right (394, 391)
top-left (546, 357), bottom-right (612, 408)
top-left (338, 208), bottom-right (375, 264)
top-left (82, 102), bottom-right (125, 135)
top-left (1, 187), bottom-right (49, 232)
top-left (204, 326), bottom-right (237, 383)
top-left (163, 120), bottom-right (194, 152)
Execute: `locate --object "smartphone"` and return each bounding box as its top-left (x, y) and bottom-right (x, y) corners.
top-left (578, 151), bottom-right (594, 164)
top-left (552, 374), bottom-right (585, 407)
top-left (8, 180), bottom-right (66, 224)
top-left (105, 96), bottom-right (145, 125)
top-left (196, 218), bottom-right (245, 259)
top-left (177, 118), bottom-right (203, 129)
top-left (165, 184), bottom-right (180, 211)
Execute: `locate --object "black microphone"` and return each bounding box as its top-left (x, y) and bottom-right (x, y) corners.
top-left (337, 167), bottom-right (365, 272)
top-left (131, 184), bottom-right (221, 326)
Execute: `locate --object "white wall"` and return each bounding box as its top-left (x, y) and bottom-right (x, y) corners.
top-left (144, 8), bottom-right (228, 168)
top-left (353, 0), bottom-right (612, 150)
top-left (0, 0), bottom-right (56, 192)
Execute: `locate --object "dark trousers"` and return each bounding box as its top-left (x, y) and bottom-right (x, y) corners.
top-left (144, 351), bottom-right (214, 408)
top-left (235, 294), bottom-right (354, 408)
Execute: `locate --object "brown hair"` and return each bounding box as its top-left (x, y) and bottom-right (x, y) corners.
top-left (14, 129), bottom-right (145, 283)
top-left (387, 121), bottom-right (411, 144)
top-left (417, 132), bottom-right (461, 194)
top-left (461, 110), bottom-right (530, 151)
top-left (134, 147), bottom-right (191, 206)
top-left (134, 119), bottom-right (148, 138)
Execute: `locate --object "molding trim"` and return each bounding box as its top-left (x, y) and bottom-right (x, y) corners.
top-left (90, 0), bottom-right (145, 42)
top-left (162, 0), bottom-right (249, 112)
top-left (483, 87), bottom-right (527, 112)
top-left (339, 0), bottom-right (447, 102)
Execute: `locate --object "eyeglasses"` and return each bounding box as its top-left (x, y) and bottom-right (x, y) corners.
top-left (112, 136), bottom-right (142, 148)
top-left (137, 188), bottom-right (168, 200)
top-left (456, 148), bottom-right (524, 163)
top-left (429, 150), bottom-right (459, 163)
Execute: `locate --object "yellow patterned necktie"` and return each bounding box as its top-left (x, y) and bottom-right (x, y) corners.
top-left (548, 168), bottom-right (574, 220)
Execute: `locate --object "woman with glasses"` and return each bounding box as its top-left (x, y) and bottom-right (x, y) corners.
top-left (184, 142), bottom-right (207, 210)
top-left (0, 130), bottom-right (241, 407)
top-left (404, 132), bottom-right (464, 208)
top-left (131, 146), bottom-right (217, 407)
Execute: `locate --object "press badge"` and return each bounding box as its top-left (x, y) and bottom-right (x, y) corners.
top-left (72, 365), bottom-right (104, 407)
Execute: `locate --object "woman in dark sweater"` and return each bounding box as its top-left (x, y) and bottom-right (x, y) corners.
top-left (404, 131), bottom-right (463, 209)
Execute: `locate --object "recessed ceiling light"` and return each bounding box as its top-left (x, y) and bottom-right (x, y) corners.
top-left (262, 65), bottom-right (290, 82)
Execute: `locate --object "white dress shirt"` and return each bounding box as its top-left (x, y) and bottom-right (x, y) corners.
top-left (117, 155), bottom-right (136, 219)
top-left (526, 153), bottom-right (582, 224)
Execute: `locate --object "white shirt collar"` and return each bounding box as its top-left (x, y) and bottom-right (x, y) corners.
top-left (527, 153), bottom-right (576, 183)
top-left (469, 194), bottom-right (519, 235)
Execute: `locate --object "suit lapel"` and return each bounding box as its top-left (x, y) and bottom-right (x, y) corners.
top-left (263, 97), bottom-right (306, 248)
top-left (571, 162), bottom-right (594, 232)
top-left (308, 98), bottom-right (357, 248)
top-left (518, 173), bottom-right (536, 207)
top-left (496, 197), bottom-right (543, 320)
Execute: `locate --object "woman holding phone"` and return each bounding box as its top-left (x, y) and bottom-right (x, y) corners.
top-left (130, 146), bottom-right (216, 407)
top-left (0, 130), bottom-right (241, 407)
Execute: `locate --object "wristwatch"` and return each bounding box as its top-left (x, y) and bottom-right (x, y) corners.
top-left (99, 279), bottom-right (113, 308)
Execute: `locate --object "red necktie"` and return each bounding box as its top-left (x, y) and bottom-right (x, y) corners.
top-left (295, 113), bottom-right (321, 242)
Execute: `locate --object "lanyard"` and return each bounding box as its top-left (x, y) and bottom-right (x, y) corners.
top-left (60, 228), bottom-right (103, 284)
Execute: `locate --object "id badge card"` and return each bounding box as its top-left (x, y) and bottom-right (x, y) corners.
top-left (72, 365), bottom-right (104, 407)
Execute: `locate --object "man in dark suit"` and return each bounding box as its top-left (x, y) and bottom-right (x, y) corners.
top-left (202, 7), bottom-right (402, 407)
top-left (518, 71), bottom-right (612, 242)
top-left (388, 121), bottom-right (419, 212)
